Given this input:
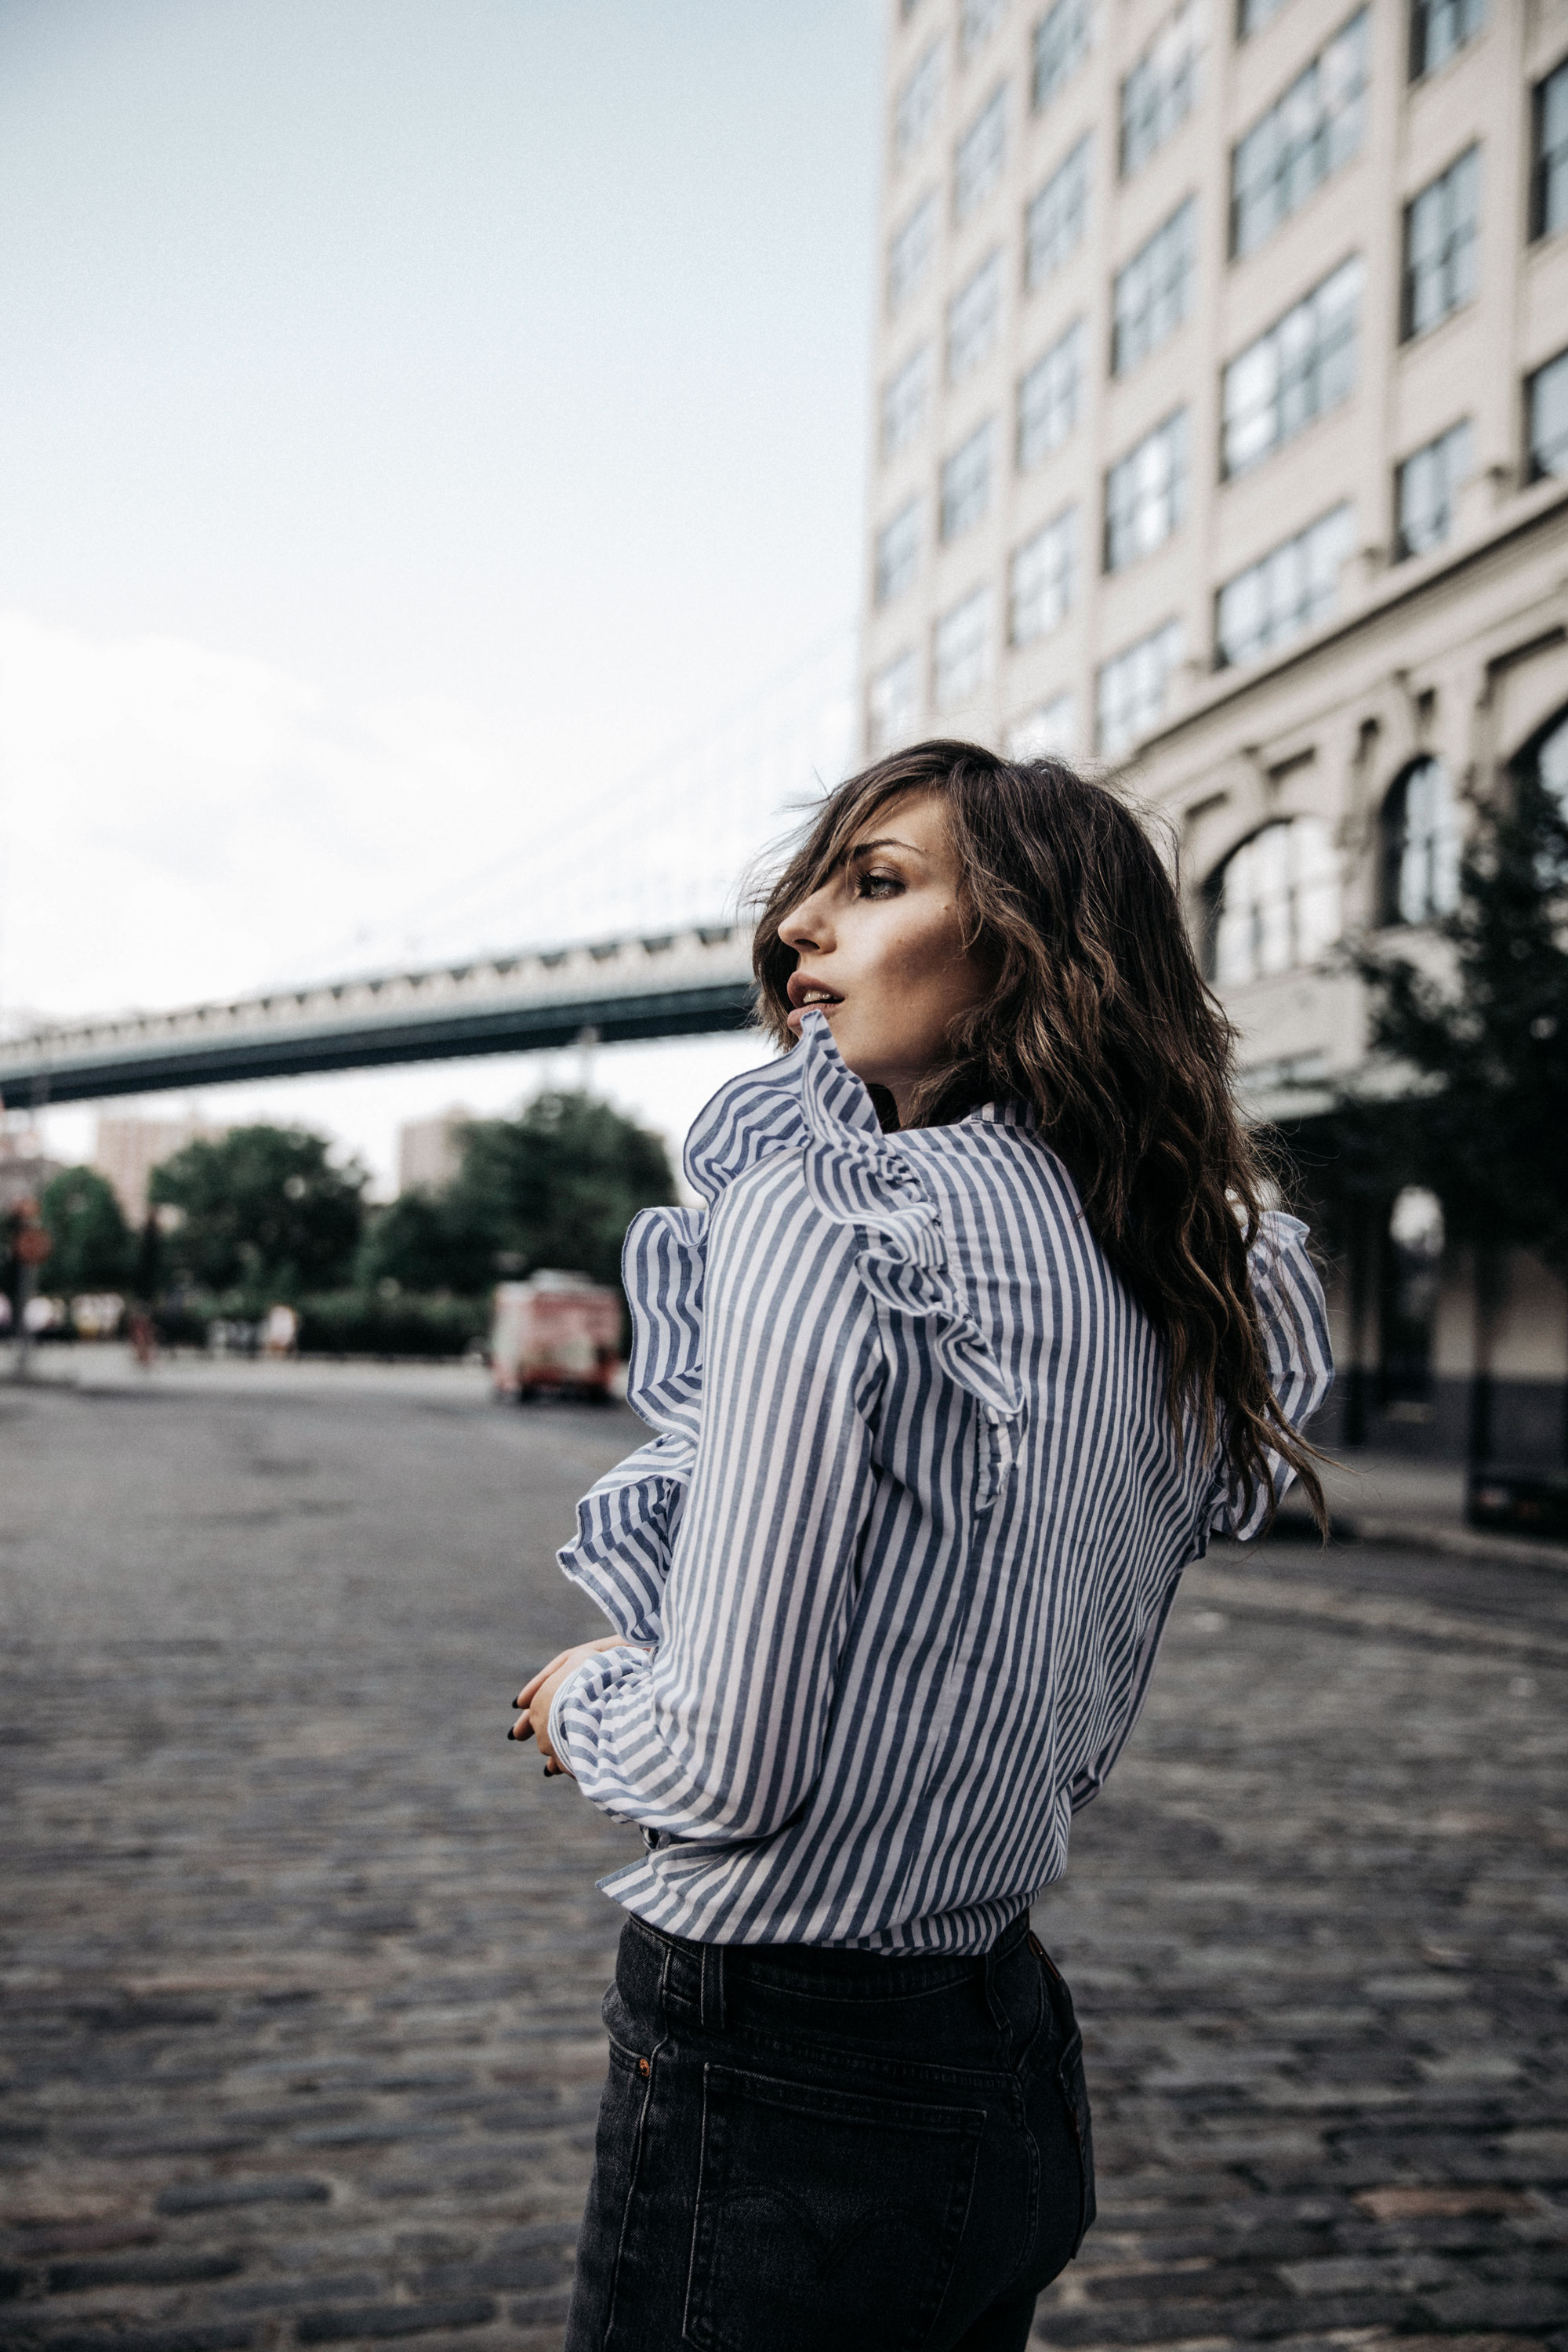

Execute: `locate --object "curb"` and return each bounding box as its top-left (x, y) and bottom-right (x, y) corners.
top-left (1270, 1505), bottom-right (1568, 1575)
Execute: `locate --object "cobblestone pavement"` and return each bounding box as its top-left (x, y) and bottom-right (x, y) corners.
top-left (2, 1373), bottom-right (1564, 2352)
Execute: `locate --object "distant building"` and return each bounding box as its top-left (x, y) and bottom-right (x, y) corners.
top-left (863, 0), bottom-right (1568, 1460)
top-left (93, 1116), bottom-right (223, 1225)
top-left (397, 1108), bottom-right (474, 1196)
top-left (0, 1133), bottom-right (63, 1215)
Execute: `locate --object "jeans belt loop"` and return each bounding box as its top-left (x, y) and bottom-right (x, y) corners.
top-left (699, 1940), bottom-right (725, 2032)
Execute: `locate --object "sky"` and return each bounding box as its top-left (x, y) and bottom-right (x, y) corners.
top-left (0, 0), bottom-right (881, 1189)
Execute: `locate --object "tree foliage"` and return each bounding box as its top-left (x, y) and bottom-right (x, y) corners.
top-left (150, 1125), bottom-right (367, 1297)
top-left (1316, 758), bottom-right (1568, 1272)
top-left (38, 1167), bottom-right (132, 1294)
top-left (358, 1091), bottom-right (677, 1298)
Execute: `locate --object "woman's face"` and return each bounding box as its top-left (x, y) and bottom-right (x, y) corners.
top-left (775, 789), bottom-right (993, 1119)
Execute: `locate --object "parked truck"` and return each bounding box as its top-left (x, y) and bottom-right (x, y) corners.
top-left (490, 1270), bottom-right (622, 1403)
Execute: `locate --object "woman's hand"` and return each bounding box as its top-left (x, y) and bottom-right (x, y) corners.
top-left (510, 1635), bottom-right (646, 1775)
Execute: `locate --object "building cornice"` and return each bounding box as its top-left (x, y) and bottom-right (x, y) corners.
top-left (1128, 477), bottom-right (1568, 764)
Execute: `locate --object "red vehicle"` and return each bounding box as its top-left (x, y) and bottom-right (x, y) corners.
top-left (490, 1271), bottom-right (622, 1403)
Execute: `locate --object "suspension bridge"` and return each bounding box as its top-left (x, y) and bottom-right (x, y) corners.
top-left (0, 625), bottom-right (855, 1112)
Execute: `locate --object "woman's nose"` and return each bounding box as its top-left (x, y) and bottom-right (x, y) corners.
top-left (778, 893), bottom-right (829, 953)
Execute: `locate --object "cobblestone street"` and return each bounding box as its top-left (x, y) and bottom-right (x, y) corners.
top-left (2, 1369), bottom-right (1565, 2352)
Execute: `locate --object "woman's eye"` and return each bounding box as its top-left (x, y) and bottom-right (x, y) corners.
top-left (857, 869), bottom-right (903, 899)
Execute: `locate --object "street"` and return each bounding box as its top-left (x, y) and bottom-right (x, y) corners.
top-left (2, 1367), bottom-right (1565, 2351)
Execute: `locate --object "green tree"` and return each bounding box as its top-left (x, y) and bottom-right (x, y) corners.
top-left (1344, 758), bottom-right (1568, 1273)
top-left (149, 1125), bottom-right (366, 1298)
top-left (38, 1167), bottom-right (132, 1294)
top-left (358, 1091), bottom-right (677, 1298)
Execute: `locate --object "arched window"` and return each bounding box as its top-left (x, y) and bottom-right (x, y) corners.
top-left (1204, 817), bottom-right (1341, 985)
top-left (1381, 757), bottom-right (1460, 925)
top-left (1382, 1184), bottom-right (1445, 1410)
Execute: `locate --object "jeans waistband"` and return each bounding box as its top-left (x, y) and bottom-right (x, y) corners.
top-left (626, 1907), bottom-right (1032, 2027)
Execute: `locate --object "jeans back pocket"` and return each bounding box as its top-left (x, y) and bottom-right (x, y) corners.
top-left (684, 2063), bottom-right (984, 2352)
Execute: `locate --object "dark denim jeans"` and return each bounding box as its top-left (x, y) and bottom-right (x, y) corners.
top-left (564, 1910), bottom-right (1094, 2352)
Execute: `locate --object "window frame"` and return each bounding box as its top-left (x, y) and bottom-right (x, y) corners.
top-left (1023, 135), bottom-right (1092, 290)
top-left (1103, 408), bottom-right (1189, 572)
top-left (1016, 317), bottom-right (1085, 469)
top-left (1394, 418), bottom-right (1474, 559)
top-left (954, 82), bottom-right (1008, 222)
top-left (1229, 9), bottom-right (1369, 260)
top-left (1408, 0), bottom-right (1486, 83)
top-left (1032, 0), bottom-right (1091, 113)
top-left (1221, 255), bottom-right (1364, 480)
top-left (1203, 816), bottom-right (1341, 985)
top-left (1119, 0), bottom-right (1203, 181)
top-left (940, 418), bottom-right (996, 542)
top-left (1531, 56), bottom-right (1568, 242)
top-left (874, 499), bottom-right (923, 608)
top-left (1111, 194), bottom-right (1196, 376)
top-left (887, 191), bottom-right (939, 314)
top-left (1214, 504), bottom-right (1353, 669)
top-left (946, 249), bottom-right (1005, 385)
top-left (880, 343), bottom-right (933, 463)
top-left (1095, 617), bottom-right (1184, 757)
top-left (1379, 757), bottom-right (1461, 925)
top-left (1008, 505), bottom-right (1078, 646)
top-left (933, 584), bottom-right (996, 712)
top-left (1400, 145), bottom-right (1481, 342)
top-left (1526, 348), bottom-right (1568, 482)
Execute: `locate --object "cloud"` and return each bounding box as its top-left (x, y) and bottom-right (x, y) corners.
top-left (0, 609), bottom-right (520, 1020)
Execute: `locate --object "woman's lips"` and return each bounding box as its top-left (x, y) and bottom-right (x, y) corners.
top-left (786, 996), bottom-right (841, 1035)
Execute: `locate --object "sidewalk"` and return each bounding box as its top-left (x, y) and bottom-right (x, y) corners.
top-left (1279, 1444), bottom-right (1568, 1572)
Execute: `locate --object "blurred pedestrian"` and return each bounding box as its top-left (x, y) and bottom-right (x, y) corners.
top-left (512, 744), bottom-right (1331, 2352)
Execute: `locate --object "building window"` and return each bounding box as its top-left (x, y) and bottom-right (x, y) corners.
top-left (887, 192), bottom-right (938, 313)
top-left (1528, 350), bottom-right (1568, 480)
top-left (962, 0), bottom-right (1007, 61)
top-left (947, 250), bottom-right (1004, 383)
top-left (935, 586), bottom-right (994, 710)
top-left (1105, 410), bottom-right (1188, 571)
top-left (1205, 818), bottom-right (1340, 984)
top-left (1096, 619), bottom-right (1184, 757)
top-left (895, 42), bottom-right (945, 162)
top-left (1230, 11), bottom-right (1369, 259)
top-left (1033, 0), bottom-right (1091, 111)
top-left (955, 84), bottom-right (1007, 220)
top-left (880, 344), bottom-right (932, 462)
top-left (1007, 693), bottom-right (1076, 757)
top-left (1120, 1), bottom-right (1202, 180)
top-left (1112, 197), bottom-right (1196, 376)
top-left (1410, 0), bottom-right (1485, 81)
top-left (875, 500), bottom-right (922, 606)
top-left (1381, 758), bottom-right (1460, 924)
top-left (1025, 136), bottom-right (1091, 289)
top-left (1402, 147), bottom-right (1479, 339)
top-left (941, 419), bottom-right (995, 540)
top-left (1238, 0), bottom-right (1290, 35)
top-left (1009, 506), bottom-right (1077, 644)
top-left (1531, 58), bottom-right (1568, 241)
top-left (1221, 256), bottom-right (1363, 478)
top-left (1017, 318), bottom-right (1084, 468)
top-left (1215, 505), bottom-right (1352, 668)
top-left (869, 650), bottom-right (920, 753)
top-left (1395, 419), bottom-right (1473, 558)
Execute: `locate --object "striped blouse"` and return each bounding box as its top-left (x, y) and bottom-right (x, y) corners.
top-left (548, 1011), bottom-right (1331, 1954)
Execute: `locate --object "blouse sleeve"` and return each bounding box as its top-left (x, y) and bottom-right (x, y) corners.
top-left (549, 1164), bottom-right (886, 1843)
top-left (1207, 1211), bottom-right (1334, 1544)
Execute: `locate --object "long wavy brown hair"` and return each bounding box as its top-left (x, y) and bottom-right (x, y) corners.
top-left (752, 739), bottom-right (1327, 1536)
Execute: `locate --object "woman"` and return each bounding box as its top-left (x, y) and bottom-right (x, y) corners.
top-left (511, 742), bottom-right (1331, 2352)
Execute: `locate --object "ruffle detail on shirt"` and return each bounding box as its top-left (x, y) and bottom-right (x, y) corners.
top-left (559, 1014), bottom-right (1025, 1624)
top-left (791, 1014), bottom-right (1023, 1476)
top-left (557, 1430), bottom-right (692, 1642)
